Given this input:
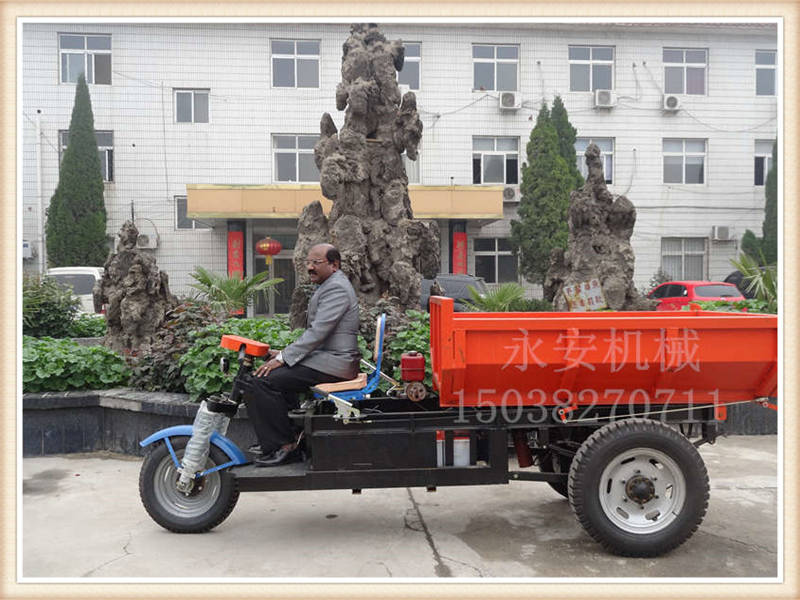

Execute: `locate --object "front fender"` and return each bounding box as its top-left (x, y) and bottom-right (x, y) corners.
top-left (139, 425), bottom-right (248, 465)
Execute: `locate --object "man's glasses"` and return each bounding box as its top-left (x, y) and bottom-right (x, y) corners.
top-left (305, 259), bottom-right (328, 266)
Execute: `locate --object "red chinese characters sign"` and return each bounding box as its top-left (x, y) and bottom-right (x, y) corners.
top-left (227, 231), bottom-right (244, 279)
top-left (452, 232), bottom-right (467, 275)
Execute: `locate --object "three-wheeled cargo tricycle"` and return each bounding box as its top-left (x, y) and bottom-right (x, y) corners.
top-left (139, 297), bottom-right (777, 557)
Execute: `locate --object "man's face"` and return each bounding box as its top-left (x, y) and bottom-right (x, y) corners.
top-left (306, 246), bottom-right (336, 284)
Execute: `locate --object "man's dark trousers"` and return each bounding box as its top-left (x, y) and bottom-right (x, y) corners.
top-left (242, 364), bottom-right (342, 454)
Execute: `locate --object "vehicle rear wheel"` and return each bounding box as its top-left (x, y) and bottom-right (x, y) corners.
top-left (139, 436), bottom-right (239, 533)
top-left (568, 418), bottom-right (709, 557)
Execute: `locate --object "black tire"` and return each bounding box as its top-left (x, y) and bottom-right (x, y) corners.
top-left (139, 436), bottom-right (239, 533)
top-left (539, 451), bottom-right (571, 499)
top-left (568, 418), bottom-right (709, 557)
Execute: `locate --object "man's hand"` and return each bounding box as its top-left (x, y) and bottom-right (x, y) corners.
top-left (255, 355), bottom-right (284, 378)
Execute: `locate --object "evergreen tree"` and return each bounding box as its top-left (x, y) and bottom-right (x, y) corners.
top-left (46, 74), bottom-right (107, 267)
top-left (510, 103), bottom-right (573, 285)
top-left (762, 140), bottom-right (778, 265)
top-left (550, 95), bottom-right (584, 190)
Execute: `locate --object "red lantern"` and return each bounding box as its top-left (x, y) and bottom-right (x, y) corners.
top-left (255, 237), bottom-right (282, 265)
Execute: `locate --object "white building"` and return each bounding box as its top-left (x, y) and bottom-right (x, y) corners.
top-left (21, 21), bottom-right (778, 314)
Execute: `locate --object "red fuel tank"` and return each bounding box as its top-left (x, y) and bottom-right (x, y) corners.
top-left (401, 351), bottom-right (426, 381)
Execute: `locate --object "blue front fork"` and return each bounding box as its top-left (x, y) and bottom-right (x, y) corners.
top-left (140, 425), bottom-right (249, 477)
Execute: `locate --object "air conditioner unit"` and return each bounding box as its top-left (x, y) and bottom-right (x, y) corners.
top-left (498, 91), bottom-right (521, 111)
top-left (663, 94), bottom-right (681, 111)
top-left (136, 233), bottom-right (159, 249)
top-left (711, 225), bottom-right (731, 241)
top-left (594, 89), bottom-right (617, 108)
top-left (502, 185), bottom-right (521, 202)
top-left (22, 240), bottom-right (33, 259)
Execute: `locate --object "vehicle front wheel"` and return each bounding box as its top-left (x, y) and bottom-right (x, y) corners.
top-left (139, 436), bottom-right (239, 533)
top-left (568, 418), bottom-right (709, 557)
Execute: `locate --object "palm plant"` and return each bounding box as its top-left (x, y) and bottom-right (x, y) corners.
top-left (462, 282), bottom-right (526, 312)
top-left (730, 252), bottom-right (777, 314)
top-left (188, 266), bottom-right (283, 314)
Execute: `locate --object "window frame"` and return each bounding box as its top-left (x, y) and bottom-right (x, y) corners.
top-left (397, 42), bottom-right (421, 91)
top-left (272, 134), bottom-right (320, 183)
top-left (472, 43), bottom-right (519, 92)
top-left (662, 138), bottom-right (707, 185)
top-left (472, 136), bottom-right (519, 185)
top-left (58, 33), bottom-right (112, 85)
top-left (175, 195), bottom-right (212, 231)
top-left (663, 47), bottom-right (708, 96)
top-left (575, 137), bottom-right (614, 184)
top-left (755, 49), bottom-right (776, 96)
top-left (270, 39), bottom-right (321, 89)
top-left (58, 129), bottom-right (114, 183)
top-left (568, 45), bottom-right (615, 92)
top-left (754, 139), bottom-right (774, 186)
top-left (661, 237), bottom-right (707, 280)
top-left (473, 237), bottom-right (518, 284)
top-left (174, 89), bottom-right (210, 124)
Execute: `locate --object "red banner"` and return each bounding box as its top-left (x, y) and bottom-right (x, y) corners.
top-left (452, 232), bottom-right (467, 274)
top-left (227, 231), bottom-right (244, 279)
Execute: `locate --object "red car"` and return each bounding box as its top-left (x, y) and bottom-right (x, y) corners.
top-left (647, 280), bottom-right (745, 311)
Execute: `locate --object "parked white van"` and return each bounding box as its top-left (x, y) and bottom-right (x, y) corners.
top-left (46, 267), bottom-right (104, 314)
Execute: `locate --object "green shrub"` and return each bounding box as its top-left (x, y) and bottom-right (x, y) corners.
top-left (23, 275), bottom-right (81, 338)
top-left (130, 300), bottom-right (223, 393)
top-left (387, 309), bottom-right (432, 387)
top-left (509, 297), bottom-right (554, 312)
top-left (179, 315), bottom-right (306, 400)
top-left (682, 299), bottom-right (773, 314)
top-left (67, 313), bottom-right (107, 337)
top-left (22, 335), bottom-right (130, 393)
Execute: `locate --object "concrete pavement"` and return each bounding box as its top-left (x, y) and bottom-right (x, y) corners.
top-left (21, 434), bottom-right (778, 579)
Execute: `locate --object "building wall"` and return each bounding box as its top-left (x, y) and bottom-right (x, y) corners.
top-left (22, 22), bottom-right (777, 298)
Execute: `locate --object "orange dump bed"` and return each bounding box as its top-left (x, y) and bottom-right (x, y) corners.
top-left (429, 297), bottom-right (777, 408)
top-left (220, 334), bottom-right (270, 357)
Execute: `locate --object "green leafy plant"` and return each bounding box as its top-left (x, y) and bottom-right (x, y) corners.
top-left (45, 74), bottom-right (108, 267)
top-left (682, 299), bottom-right (772, 314)
top-left (462, 282), bottom-right (526, 312)
top-left (130, 300), bottom-right (224, 393)
top-left (23, 274), bottom-right (81, 338)
top-left (67, 313), bottom-right (107, 337)
top-left (179, 315), bottom-right (305, 400)
top-left (22, 335), bottom-right (130, 393)
top-left (387, 309), bottom-right (432, 387)
top-left (509, 297), bottom-right (554, 312)
top-left (188, 266), bottom-right (283, 314)
top-left (730, 252), bottom-right (777, 313)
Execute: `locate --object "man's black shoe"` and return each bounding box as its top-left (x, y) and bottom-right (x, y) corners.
top-left (254, 445), bottom-right (301, 467)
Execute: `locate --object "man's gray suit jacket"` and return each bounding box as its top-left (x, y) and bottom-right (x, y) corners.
top-left (281, 269), bottom-right (361, 379)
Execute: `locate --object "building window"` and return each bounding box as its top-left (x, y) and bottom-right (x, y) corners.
top-left (663, 48), bottom-right (707, 95)
top-left (575, 137), bottom-right (614, 183)
top-left (271, 39), bottom-right (320, 88)
top-left (661, 238), bottom-right (705, 280)
top-left (472, 137), bottom-right (518, 184)
top-left (754, 140), bottom-right (774, 186)
top-left (273, 135), bottom-right (320, 182)
top-left (474, 238), bottom-right (517, 284)
top-left (59, 34), bottom-right (111, 85)
top-left (755, 50), bottom-right (776, 96)
top-left (403, 152), bottom-right (420, 184)
top-left (472, 44), bottom-right (518, 91)
top-left (663, 138), bottom-right (706, 184)
top-left (398, 42), bottom-right (420, 90)
top-left (568, 45), bottom-right (614, 92)
top-left (59, 130), bottom-right (114, 182)
top-left (174, 89), bottom-right (209, 123)
top-left (175, 196), bottom-right (212, 230)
